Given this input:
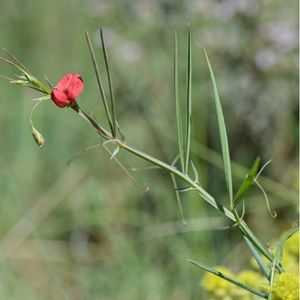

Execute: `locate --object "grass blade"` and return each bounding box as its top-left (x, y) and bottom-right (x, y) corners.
top-left (174, 31), bottom-right (185, 172)
top-left (188, 259), bottom-right (268, 299)
top-left (85, 31), bottom-right (114, 135)
top-left (184, 25), bottom-right (192, 174)
top-left (100, 28), bottom-right (117, 138)
top-left (234, 157), bottom-right (260, 208)
top-left (204, 50), bottom-right (233, 208)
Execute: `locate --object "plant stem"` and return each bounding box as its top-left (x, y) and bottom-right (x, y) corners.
top-left (72, 105), bottom-right (280, 270)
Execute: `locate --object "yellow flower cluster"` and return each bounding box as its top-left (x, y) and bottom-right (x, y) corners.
top-left (201, 232), bottom-right (299, 300)
top-left (270, 272), bottom-right (299, 300)
top-left (201, 267), bottom-right (262, 300)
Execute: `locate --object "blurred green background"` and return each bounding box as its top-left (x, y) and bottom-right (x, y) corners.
top-left (0, 1), bottom-right (298, 299)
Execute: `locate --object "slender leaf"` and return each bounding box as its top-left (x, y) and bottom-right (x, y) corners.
top-left (85, 31), bottom-right (114, 135)
top-left (240, 220), bottom-right (283, 273)
top-left (204, 50), bottom-right (233, 208)
top-left (244, 236), bottom-right (270, 279)
top-left (174, 31), bottom-right (185, 172)
top-left (184, 25), bottom-right (192, 174)
top-left (234, 157), bottom-right (260, 207)
top-left (100, 28), bottom-right (117, 137)
top-left (188, 259), bottom-right (268, 299)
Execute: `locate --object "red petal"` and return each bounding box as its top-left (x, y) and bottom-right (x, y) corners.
top-left (51, 89), bottom-right (70, 107)
top-left (65, 73), bottom-right (84, 100)
top-left (54, 73), bottom-right (73, 91)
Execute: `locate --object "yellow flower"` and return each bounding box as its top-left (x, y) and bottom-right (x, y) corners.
top-left (237, 270), bottom-right (263, 289)
top-left (201, 267), bottom-right (258, 300)
top-left (271, 272), bottom-right (299, 300)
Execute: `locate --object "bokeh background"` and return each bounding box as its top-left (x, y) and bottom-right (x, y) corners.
top-left (0, 0), bottom-right (298, 299)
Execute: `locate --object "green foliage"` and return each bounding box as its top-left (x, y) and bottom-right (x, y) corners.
top-left (234, 157), bottom-right (260, 208)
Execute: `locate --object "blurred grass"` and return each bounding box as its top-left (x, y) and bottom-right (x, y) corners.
top-left (0, 0), bottom-right (298, 299)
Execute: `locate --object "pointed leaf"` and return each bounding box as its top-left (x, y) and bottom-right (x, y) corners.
top-left (184, 25), bottom-right (192, 174)
top-left (100, 28), bottom-right (117, 138)
top-left (234, 157), bottom-right (260, 207)
top-left (85, 31), bottom-right (114, 135)
top-left (244, 236), bottom-right (270, 279)
top-left (174, 31), bottom-right (185, 172)
top-left (204, 50), bottom-right (233, 208)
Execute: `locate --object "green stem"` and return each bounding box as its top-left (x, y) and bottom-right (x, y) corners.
top-left (73, 105), bottom-right (279, 270)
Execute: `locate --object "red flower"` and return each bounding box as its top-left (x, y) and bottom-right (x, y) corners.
top-left (51, 73), bottom-right (84, 107)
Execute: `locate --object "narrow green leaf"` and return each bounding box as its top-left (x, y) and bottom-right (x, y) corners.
top-left (244, 236), bottom-right (270, 279)
top-left (174, 31), bottom-right (185, 172)
top-left (234, 157), bottom-right (260, 207)
top-left (240, 220), bottom-right (279, 271)
top-left (184, 25), bottom-right (192, 174)
top-left (188, 259), bottom-right (268, 299)
top-left (85, 31), bottom-right (114, 135)
top-left (100, 28), bottom-right (117, 138)
top-left (204, 50), bottom-right (233, 208)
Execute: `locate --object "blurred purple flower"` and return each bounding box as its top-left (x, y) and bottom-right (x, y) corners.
top-left (260, 22), bottom-right (298, 52)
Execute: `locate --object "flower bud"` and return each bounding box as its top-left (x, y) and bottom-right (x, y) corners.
top-left (31, 127), bottom-right (45, 147)
top-left (51, 73), bottom-right (84, 108)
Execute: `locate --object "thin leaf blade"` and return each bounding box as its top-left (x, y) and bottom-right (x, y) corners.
top-left (204, 50), bottom-right (233, 208)
top-left (100, 28), bottom-right (117, 138)
top-left (174, 31), bottom-right (185, 172)
top-left (244, 236), bottom-right (270, 279)
top-left (234, 157), bottom-right (260, 207)
top-left (85, 31), bottom-right (114, 135)
top-left (184, 25), bottom-right (192, 174)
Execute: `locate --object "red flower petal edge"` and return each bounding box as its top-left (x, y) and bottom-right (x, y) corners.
top-left (51, 73), bottom-right (84, 108)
